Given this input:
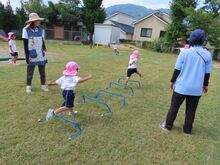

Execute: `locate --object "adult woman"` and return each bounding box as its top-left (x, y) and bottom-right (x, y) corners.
top-left (160, 29), bottom-right (213, 134)
top-left (22, 13), bottom-right (48, 93)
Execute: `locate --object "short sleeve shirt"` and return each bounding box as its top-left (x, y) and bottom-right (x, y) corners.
top-left (8, 40), bottom-right (17, 53)
top-left (128, 58), bottom-right (138, 69)
top-left (56, 76), bottom-right (80, 90)
top-left (174, 46), bottom-right (212, 96)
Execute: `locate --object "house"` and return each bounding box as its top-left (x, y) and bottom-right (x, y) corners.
top-left (94, 12), bottom-right (136, 44)
top-left (133, 11), bottom-right (171, 42)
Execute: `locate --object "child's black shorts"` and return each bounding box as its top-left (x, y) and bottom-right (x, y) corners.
top-left (10, 52), bottom-right (18, 57)
top-left (127, 68), bottom-right (137, 77)
top-left (62, 90), bottom-right (75, 108)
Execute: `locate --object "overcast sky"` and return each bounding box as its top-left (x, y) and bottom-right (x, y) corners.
top-left (0, 0), bottom-right (205, 10)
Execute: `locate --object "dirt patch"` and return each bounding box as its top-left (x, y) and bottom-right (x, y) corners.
top-left (118, 44), bottom-right (141, 50)
top-left (213, 63), bottom-right (220, 68)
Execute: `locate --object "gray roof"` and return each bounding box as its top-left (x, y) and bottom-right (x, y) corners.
top-left (110, 20), bottom-right (134, 34)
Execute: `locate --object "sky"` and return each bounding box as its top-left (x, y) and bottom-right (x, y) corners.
top-left (0, 0), bottom-right (205, 10)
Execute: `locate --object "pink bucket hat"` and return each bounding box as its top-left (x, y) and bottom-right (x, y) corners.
top-left (130, 50), bottom-right (140, 59)
top-left (8, 32), bottom-right (14, 40)
top-left (63, 61), bottom-right (79, 76)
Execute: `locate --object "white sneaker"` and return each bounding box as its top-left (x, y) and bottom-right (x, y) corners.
top-left (46, 109), bottom-right (55, 121)
top-left (26, 86), bottom-right (31, 94)
top-left (8, 59), bottom-right (12, 64)
top-left (42, 85), bottom-right (49, 92)
top-left (69, 111), bottom-right (78, 116)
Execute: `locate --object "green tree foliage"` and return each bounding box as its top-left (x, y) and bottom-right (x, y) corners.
top-left (81, 0), bottom-right (106, 43)
top-left (203, 0), bottom-right (220, 17)
top-left (46, 0), bottom-right (80, 24)
top-left (15, 6), bottom-right (27, 32)
top-left (22, 0), bottom-right (47, 17)
top-left (166, 0), bottom-right (197, 42)
top-left (186, 0), bottom-right (220, 48)
top-left (0, 1), bottom-right (16, 33)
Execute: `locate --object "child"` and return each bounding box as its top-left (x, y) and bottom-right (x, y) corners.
top-left (46, 61), bottom-right (92, 120)
top-left (125, 50), bottom-right (142, 85)
top-left (112, 41), bottom-right (119, 55)
top-left (8, 32), bottom-right (19, 65)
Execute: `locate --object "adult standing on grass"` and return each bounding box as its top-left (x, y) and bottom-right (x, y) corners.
top-left (160, 29), bottom-right (212, 134)
top-left (22, 13), bottom-right (48, 94)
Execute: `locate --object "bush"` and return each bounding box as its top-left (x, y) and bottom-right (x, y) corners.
top-left (148, 38), bottom-right (171, 53)
top-left (120, 39), bottom-right (135, 45)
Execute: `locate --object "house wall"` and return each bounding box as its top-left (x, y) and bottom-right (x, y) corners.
top-left (133, 15), bottom-right (167, 42)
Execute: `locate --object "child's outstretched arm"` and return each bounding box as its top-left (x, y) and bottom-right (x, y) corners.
top-left (48, 82), bottom-right (58, 86)
top-left (79, 75), bottom-right (92, 83)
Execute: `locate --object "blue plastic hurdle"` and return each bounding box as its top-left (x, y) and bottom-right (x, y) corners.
top-left (109, 82), bottom-right (135, 96)
top-left (117, 77), bottom-right (142, 89)
top-left (56, 114), bottom-right (83, 140)
top-left (95, 89), bottom-right (127, 106)
top-left (38, 114), bottom-right (83, 140)
top-left (82, 94), bottom-right (112, 116)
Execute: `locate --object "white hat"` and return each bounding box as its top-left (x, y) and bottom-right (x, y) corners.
top-left (25, 13), bottom-right (44, 24)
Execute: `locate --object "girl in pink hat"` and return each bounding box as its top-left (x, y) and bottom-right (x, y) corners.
top-left (8, 32), bottom-right (19, 65)
top-left (125, 50), bottom-right (142, 84)
top-left (46, 61), bottom-right (92, 120)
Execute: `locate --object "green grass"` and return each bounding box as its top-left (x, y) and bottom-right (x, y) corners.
top-left (1, 41), bottom-right (220, 165)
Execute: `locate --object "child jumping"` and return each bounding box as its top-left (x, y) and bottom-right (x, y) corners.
top-left (8, 32), bottom-right (19, 65)
top-left (46, 61), bottom-right (92, 120)
top-left (112, 41), bottom-right (119, 55)
top-left (125, 50), bottom-right (142, 85)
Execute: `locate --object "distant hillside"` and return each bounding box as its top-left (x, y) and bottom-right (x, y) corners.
top-left (105, 4), bottom-right (170, 20)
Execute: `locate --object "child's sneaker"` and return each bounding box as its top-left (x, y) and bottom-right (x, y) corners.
top-left (8, 59), bottom-right (12, 64)
top-left (46, 109), bottom-right (55, 121)
top-left (26, 86), bottom-right (31, 94)
top-left (69, 111), bottom-right (78, 116)
top-left (42, 85), bottom-right (49, 92)
top-left (159, 121), bottom-right (170, 131)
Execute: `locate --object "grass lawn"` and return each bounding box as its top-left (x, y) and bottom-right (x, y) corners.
top-left (1, 41), bottom-right (220, 165)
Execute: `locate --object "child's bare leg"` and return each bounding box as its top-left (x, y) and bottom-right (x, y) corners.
top-left (124, 77), bottom-right (130, 85)
top-left (136, 69), bottom-right (142, 77)
top-left (54, 106), bottom-right (71, 114)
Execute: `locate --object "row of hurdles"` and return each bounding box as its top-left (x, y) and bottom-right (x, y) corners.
top-left (39, 77), bottom-right (142, 140)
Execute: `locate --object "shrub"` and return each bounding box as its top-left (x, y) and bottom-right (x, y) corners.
top-left (148, 38), bottom-right (171, 53)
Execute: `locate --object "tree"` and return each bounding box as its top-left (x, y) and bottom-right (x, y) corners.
top-left (15, 6), bottom-right (27, 32)
top-left (186, 0), bottom-right (220, 49)
top-left (0, 1), bottom-right (16, 33)
top-left (81, 0), bottom-right (106, 44)
top-left (46, 0), bottom-right (81, 24)
top-left (166, 0), bottom-right (197, 43)
top-left (22, 0), bottom-right (47, 17)
top-left (203, 0), bottom-right (220, 17)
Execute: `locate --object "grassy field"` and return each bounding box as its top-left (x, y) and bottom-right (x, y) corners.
top-left (1, 41), bottom-right (220, 165)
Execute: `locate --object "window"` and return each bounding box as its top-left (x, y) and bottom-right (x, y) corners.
top-left (159, 31), bottom-right (166, 38)
top-left (140, 28), bottom-right (152, 38)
